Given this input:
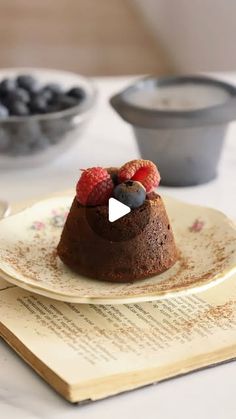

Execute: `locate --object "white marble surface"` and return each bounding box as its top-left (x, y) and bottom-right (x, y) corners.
top-left (0, 75), bottom-right (236, 418)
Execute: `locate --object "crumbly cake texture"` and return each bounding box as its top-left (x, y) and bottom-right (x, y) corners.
top-left (57, 193), bottom-right (178, 282)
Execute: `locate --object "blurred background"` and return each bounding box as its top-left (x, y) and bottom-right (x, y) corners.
top-left (1, 0), bottom-right (235, 76)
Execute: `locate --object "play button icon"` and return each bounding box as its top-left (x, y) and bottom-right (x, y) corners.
top-left (84, 179), bottom-right (151, 242)
top-left (108, 198), bottom-right (131, 222)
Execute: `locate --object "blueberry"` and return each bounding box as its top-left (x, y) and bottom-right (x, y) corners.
top-left (6, 121), bottom-right (48, 155)
top-left (0, 78), bottom-right (16, 96)
top-left (38, 84), bottom-right (63, 106)
top-left (0, 104), bottom-right (9, 118)
top-left (30, 95), bottom-right (48, 114)
top-left (46, 103), bottom-right (61, 113)
top-left (56, 94), bottom-right (78, 110)
top-left (15, 121), bottom-right (41, 146)
top-left (113, 180), bottom-right (146, 209)
top-left (8, 101), bottom-right (29, 116)
top-left (43, 83), bottom-right (62, 95)
top-left (41, 118), bottom-right (70, 143)
top-left (67, 86), bottom-right (85, 101)
top-left (7, 126), bottom-right (32, 155)
top-left (6, 88), bottom-right (30, 104)
top-left (9, 141), bottom-right (32, 156)
top-left (37, 88), bottom-right (54, 103)
top-left (30, 135), bottom-right (50, 152)
top-left (16, 74), bottom-right (39, 93)
top-left (16, 88), bottom-right (31, 103)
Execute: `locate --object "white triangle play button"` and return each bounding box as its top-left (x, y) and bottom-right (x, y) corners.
top-left (108, 198), bottom-right (131, 222)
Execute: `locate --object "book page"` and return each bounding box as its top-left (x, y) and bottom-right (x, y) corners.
top-left (1, 272), bottom-right (236, 402)
top-left (0, 277), bottom-right (15, 290)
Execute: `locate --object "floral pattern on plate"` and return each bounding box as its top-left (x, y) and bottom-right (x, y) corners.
top-left (30, 207), bottom-right (70, 231)
top-left (0, 195), bottom-right (235, 305)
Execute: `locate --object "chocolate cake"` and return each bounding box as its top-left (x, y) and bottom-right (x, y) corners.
top-left (57, 195), bottom-right (178, 283)
top-left (57, 159), bottom-right (178, 282)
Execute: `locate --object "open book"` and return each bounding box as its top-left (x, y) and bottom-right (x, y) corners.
top-left (1, 271), bottom-right (236, 403)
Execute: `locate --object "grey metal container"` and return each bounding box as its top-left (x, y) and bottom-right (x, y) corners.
top-left (110, 76), bottom-right (236, 186)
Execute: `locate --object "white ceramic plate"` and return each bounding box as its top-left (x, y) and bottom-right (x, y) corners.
top-left (0, 195), bottom-right (235, 304)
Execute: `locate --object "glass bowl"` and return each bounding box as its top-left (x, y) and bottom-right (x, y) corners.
top-left (0, 68), bottom-right (97, 169)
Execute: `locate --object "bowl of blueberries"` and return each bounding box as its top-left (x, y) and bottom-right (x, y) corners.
top-left (0, 68), bottom-right (96, 168)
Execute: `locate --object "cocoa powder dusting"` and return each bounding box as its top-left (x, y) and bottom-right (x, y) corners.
top-left (0, 211), bottom-right (236, 299)
top-left (182, 301), bottom-right (236, 334)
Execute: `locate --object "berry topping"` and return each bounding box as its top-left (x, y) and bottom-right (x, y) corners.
top-left (113, 180), bottom-right (146, 209)
top-left (76, 167), bottom-right (114, 206)
top-left (106, 167), bottom-right (119, 185)
top-left (118, 159), bottom-right (160, 192)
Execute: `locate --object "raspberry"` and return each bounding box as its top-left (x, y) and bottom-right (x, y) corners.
top-left (76, 167), bottom-right (114, 206)
top-left (118, 159), bottom-right (160, 192)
